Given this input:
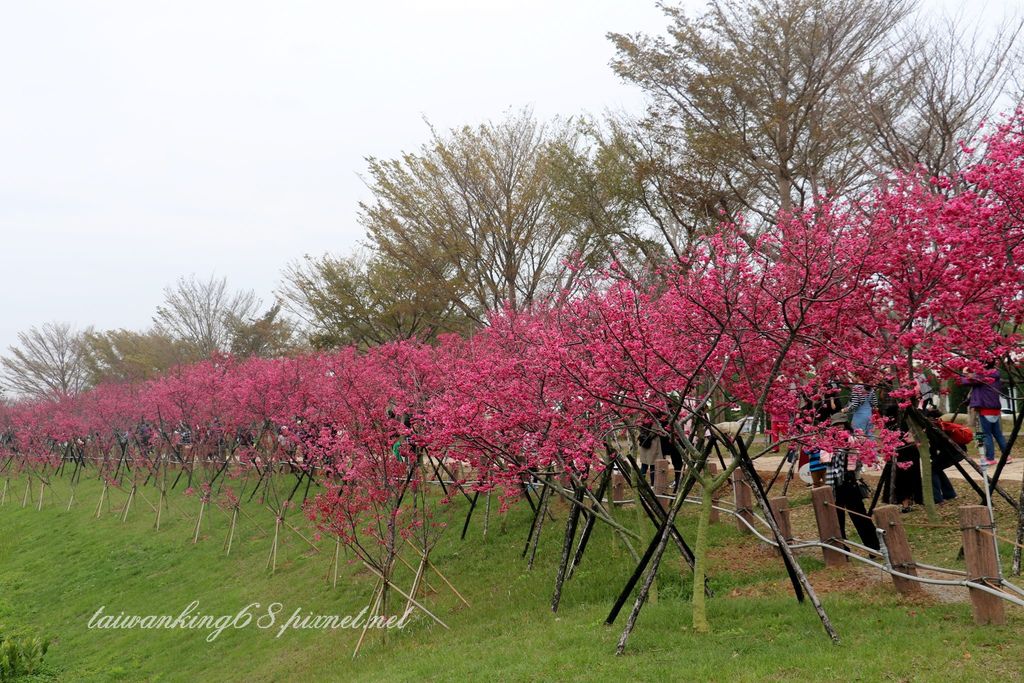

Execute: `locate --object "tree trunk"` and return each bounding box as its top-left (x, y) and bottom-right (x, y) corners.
top-left (1013, 464), bottom-right (1024, 575)
top-left (691, 484), bottom-right (715, 632)
top-left (907, 417), bottom-right (938, 522)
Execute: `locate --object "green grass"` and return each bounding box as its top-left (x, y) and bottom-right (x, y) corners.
top-left (0, 473), bottom-right (1022, 682)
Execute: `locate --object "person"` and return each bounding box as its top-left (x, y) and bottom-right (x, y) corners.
top-left (916, 371), bottom-right (936, 410)
top-left (799, 385), bottom-right (842, 487)
top-left (826, 415), bottom-right (880, 551)
top-left (768, 407), bottom-right (792, 453)
top-left (924, 407), bottom-right (967, 505)
top-left (960, 362), bottom-right (1011, 466)
top-left (659, 424), bottom-right (683, 491)
top-left (879, 402), bottom-right (922, 513)
top-left (846, 382), bottom-right (878, 438)
top-left (636, 418), bottom-right (661, 486)
top-left (806, 446), bottom-right (828, 487)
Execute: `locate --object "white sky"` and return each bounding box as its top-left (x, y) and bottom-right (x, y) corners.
top-left (0, 0), bottom-right (1017, 353)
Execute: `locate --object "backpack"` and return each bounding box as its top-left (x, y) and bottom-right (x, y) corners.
top-left (940, 420), bottom-right (973, 446)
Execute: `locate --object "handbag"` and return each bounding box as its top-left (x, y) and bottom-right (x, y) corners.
top-left (856, 478), bottom-right (871, 499)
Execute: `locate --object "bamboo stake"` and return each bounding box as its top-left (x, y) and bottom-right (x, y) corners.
top-left (36, 480), bottom-right (44, 511)
top-left (352, 580), bottom-right (383, 659)
top-left (396, 552), bottom-right (437, 595)
top-left (403, 539), bottom-right (470, 608)
top-left (405, 554), bottom-right (428, 615)
top-left (66, 485), bottom-right (75, 512)
top-left (22, 477), bottom-right (31, 508)
top-left (358, 560), bottom-right (450, 629)
top-left (236, 504), bottom-right (270, 537)
top-left (1, 478), bottom-right (8, 506)
top-left (192, 499), bottom-right (207, 544)
top-left (155, 488), bottom-right (164, 530)
top-left (483, 491), bottom-right (491, 539)
top-left (121, 485), bottom-right (136, 522)
top-left (332, 536), bottom-right (341, 588)
top-left (135, 489), bottom-right (158, 513)
top-left (95, 482), bottom-right (108, 519)
top-left (225, 506), bottom-right (239, 557)
top-left (427, 559), bottom-right (470, 608)
top-left (267, 516), bottom-right (281, 574)
top-left (264, 506), bottom-right (319, 552)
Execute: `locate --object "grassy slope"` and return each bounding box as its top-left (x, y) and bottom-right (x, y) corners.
top-left (0, 474), bottom-right (1022, 682)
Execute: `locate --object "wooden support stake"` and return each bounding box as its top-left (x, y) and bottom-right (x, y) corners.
top-left (811, 486), bottom-right (847, 567)
top-left (1, 478), bottom-right (7, 506)
top-left (959, 505), bottom-right (1006, 625)
top-left (768, 497), bottom-right (793, 556)
top-left (872, 505), bottom-right (919, 595)
top-left (732, 470), bottom-right (754, 534)
top-left (36, 480), bottom-right (44, 511)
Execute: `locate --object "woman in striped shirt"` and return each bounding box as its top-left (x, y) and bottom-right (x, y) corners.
top-left (846, 383), bottom-right (878, 438)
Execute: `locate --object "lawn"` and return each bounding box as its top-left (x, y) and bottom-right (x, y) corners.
top-left (0, 473), bottom-right (1022, 682)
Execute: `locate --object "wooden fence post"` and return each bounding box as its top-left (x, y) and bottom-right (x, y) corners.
top-left (768, 497), bottom-right (793, 556)
top-left (653, 459), bottom-right (670, 510)
top-left (611, 472), bottom-right (626, 505)
top-left (872, 505), bottom-right (919, 594)
top-left (959, 505), bottom-right (1007, 625)
top-left (811, 486), bottom-right (847, 567)
top-left (732, 470), bottom-right (754, 534)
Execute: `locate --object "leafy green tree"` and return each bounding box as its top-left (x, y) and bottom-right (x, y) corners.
top-left (280, 251), bottom-right (467, 349)
top-left (81, 328), bottom-right (197, 385)
top-left (227, 304), bottom-right (298, 358)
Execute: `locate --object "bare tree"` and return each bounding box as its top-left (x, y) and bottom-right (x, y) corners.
top-left (153, 275), bottom-right (260, 357)
top-left (609, 0), bottom-right (916, 224)
top-left (1, 322), bottom-right (88, 399)
top-left (548, 116), bottom-right (750, 264)
top-left (861, 11), bottom-right (1024, 180)
top-left (360, 109), bottom-right (594, 322)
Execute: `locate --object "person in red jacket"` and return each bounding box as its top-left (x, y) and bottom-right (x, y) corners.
top-left (925, 407), bottom-right (969, 504)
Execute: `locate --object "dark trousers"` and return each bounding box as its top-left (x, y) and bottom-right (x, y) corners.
top-left (835, 480), bottom-right (880, 551)
top-left (932, 469), bottom-right (957, 503)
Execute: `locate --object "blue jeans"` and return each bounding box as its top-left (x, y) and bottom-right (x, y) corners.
top-left (851, 401), bottom-right (873, 438)
top-left (980, 414), bottom-right (1007, 462)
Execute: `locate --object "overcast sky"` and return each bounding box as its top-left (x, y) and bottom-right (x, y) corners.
top-left (0, 0), bottom-right (1017, 354)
